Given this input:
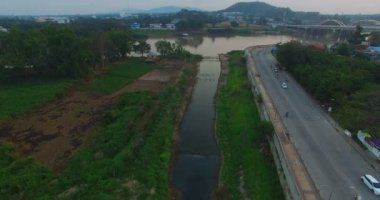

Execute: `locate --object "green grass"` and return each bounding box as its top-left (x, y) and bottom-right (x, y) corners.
top-left (83, 58), bottom-right (155, 94)
top-left (0, 58), bottom-right (153, 120)
top-left (59, 91), bottom-right (158, 199)
top-left (216, 51), bottom-right (284, 199)
top-left (0, 79), bottom-right (74, 120)
top-left (0, 64), bottom-right (191, 199)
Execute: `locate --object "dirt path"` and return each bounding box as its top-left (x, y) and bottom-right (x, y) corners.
top-left (0, 61), bottom-right (184, 170)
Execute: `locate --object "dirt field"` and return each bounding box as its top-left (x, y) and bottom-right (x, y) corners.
top-left (0, 60), bottom-right (184, 170)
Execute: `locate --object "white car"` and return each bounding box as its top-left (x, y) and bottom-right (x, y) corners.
top-left (282, 82), bottom-right (288, 89)
top-left (361, 174), bottom-right (380, 195)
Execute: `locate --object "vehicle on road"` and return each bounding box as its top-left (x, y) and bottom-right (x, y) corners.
top-left (361, 174), bottom-right (380, 195)
top-left (282, 82), bottom-right (288, 89)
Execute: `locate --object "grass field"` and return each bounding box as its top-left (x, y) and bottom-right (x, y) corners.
top-left (0, 91), bottom-right (156, 199)
top-left (216, 51), bottom-right (284, 199)
top-left (0, 79), bottom-right (74, 120)
top-left (0, 58), bottom-right (154, 120)
top-left (0, 62), bottom-right (191, 199)
top-left (83, 58), bottom-right (155, 94)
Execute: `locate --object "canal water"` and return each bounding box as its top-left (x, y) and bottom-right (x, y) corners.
top-left (172, 59), bottom-right (220, 200)
top-left (148, 35), bottom-right (294, 199)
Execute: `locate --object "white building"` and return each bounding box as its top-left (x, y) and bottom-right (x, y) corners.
top-left (35, 17), bottom-right (70, 24)
top-left (165, 23), bottom-right (176, 30)
top-left (0, 26), bottom-right (8, 33)
top-left (55, 17), bottom-right (70, 24)
top-left (149, 24), bottom-right (162, 29)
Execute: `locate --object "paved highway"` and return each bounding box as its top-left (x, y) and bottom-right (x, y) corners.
top-left (250, 47), bottom-right (380, 200)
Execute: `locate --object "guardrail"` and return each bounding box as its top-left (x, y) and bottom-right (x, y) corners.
top-left (245, 46), bottom-right (320, 200)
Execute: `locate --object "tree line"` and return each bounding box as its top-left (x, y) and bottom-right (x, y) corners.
top-left (0, 25), bottom-right (151, 80)
top-left (277, 41), bottom-right (380, 135)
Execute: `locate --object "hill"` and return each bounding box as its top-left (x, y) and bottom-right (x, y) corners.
top-left (219, 1), bottom-right (294, 18)
top-left (122, 6), bottom-right (201, 14)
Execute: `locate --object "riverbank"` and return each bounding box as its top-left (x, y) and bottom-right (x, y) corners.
top-left (0, 57), bottom-right (200, 199)
top-left (215, 51), bottom-right (284, 199)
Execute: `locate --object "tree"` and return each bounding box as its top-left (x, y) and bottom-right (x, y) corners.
top-left (0, 28), bottom-right (28, 67)
top-left (277, 41), bottom-right (307, 72)
top-left (331, 43), bottom-right (351, 56)
top-left (108, 30), bottom-right (134, 58)
top-left (230, 21), bottom-right (239, 27)
top-left (133, 41), bottom-right (151, 56)
top-left (92, 31), bottom-right (116, 66)
top-left (155, 40), bottom-right (173, 57)
top-left (255, 121), bottom-right (274, 139)
top-left (348, 25), bottom-right (363, 45)
top-left (0, 26), bottom-right (96, 78)
top-left (370, 33), bottom-right (380, 46)
top-left (256, 17), bottom-right (267, 25)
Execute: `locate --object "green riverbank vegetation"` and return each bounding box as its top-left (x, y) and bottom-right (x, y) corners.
top-left (216, 51), bottom-right (284, 199)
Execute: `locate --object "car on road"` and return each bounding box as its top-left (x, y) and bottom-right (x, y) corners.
top-left (282, 82), bottom-right (288, 89)
top-left (361, 174), bottom-right (380, 195)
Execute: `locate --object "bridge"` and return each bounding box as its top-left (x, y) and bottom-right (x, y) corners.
top-left (281, 19), bottom-right (380, 32)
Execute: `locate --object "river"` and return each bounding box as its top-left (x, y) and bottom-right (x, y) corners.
top-left (148, 35), bottom-right (294, 200)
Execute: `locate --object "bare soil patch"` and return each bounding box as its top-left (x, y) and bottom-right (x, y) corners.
top-left (0, 60), bottom-right (183, 170)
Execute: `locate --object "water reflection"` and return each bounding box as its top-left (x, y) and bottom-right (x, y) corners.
top-left (176, 36), bottom-right (204, 48)
top-left (148, 35), bottom-right (294, 57)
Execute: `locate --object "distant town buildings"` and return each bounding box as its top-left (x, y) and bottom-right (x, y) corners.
top-left (222, 12), bottom-right (244, 21)
top-left (148, 23), bottom-right (176, 30)
top-left (130, 22), bottom-right (141, 29)
top-left (129, 22), bottom-right (177, 30)
top-left (367, 46), bottom-right (380, 61)
top-left (35, 17), bottom-right (70, 24)
top-left (149, 23), bottom-right (163, 29)
top-left (0, 26), bottom-right (8, 33)
top-left (165, 23), bottom-right (176, 30)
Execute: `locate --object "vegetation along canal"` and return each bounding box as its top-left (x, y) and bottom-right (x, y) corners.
top-left (148, 35), bottom-right (293, 199)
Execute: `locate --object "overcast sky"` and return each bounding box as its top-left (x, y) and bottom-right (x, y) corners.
top-left (1, 0), bottom-right (379, 15)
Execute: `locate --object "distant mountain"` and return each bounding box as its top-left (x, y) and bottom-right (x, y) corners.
top-left (147, 6), bottom-right (201, 14)
top-left (219, 1), bottom-right (294, 18)
top-left (122, 6), bottom-right (202, 14)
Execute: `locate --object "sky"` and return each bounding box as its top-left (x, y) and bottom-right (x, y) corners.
top-left (0, 0), bottom-right (379, 15)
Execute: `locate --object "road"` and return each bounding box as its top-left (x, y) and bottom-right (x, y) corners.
top-left (250, 47), bottom-right (380, 200)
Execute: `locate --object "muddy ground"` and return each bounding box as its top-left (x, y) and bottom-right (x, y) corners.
top-left (0, 59), bottom-right (185, 170)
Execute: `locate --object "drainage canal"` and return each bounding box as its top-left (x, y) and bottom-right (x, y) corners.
top-left (172, 58), bottom-right (221, 200)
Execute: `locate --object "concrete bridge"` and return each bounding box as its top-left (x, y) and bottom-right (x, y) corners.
top-left (281, 19), bottom-right (380, 32)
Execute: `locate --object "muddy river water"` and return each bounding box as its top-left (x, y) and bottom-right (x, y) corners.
top-left (148, 35), bottom-right (294, 199)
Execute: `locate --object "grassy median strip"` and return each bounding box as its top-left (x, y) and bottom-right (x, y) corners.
top-left (217, 51), bottom-right (284, 199)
